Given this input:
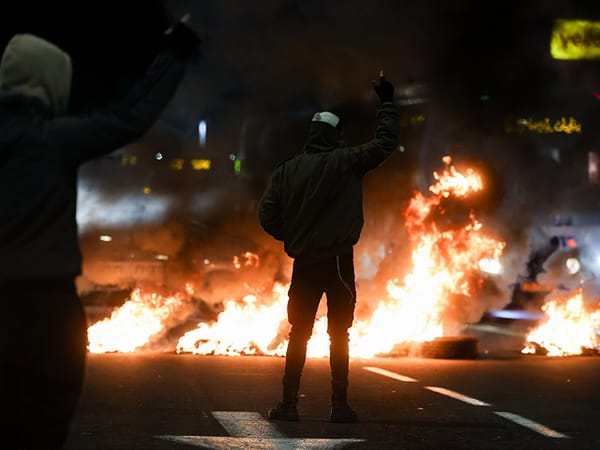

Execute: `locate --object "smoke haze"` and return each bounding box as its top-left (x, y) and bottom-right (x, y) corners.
top-left (3, 1), bottom-right (600, 332)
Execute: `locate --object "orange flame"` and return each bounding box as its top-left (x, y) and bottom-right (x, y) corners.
top-left (88, 157), bottom-right (505, 357)
top-left (176, 283), bottom-right (289, 356)
top-left (522, 290), bottom-right (600, 356)
top-left (429, 155), bottom-right (483, 198)
top-left (88, 289), bottom-right (187, 353)
top-left (233, 251), bottom-right (260, 269)
top-left (346, 157), bottom-right (502, 357)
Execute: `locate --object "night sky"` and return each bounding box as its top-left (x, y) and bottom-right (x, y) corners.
top-left (2, 1), bottom-right (599, 131)
top-left (2, 2), bottom-right (597, 113)
top-left (0, 1), bottom-right (170, 112)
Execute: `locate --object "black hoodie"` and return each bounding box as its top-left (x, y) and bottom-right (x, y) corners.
top-left (258, 103), bottom-right (400, 262)
top-left (0, 32), bottom-right (193, 281)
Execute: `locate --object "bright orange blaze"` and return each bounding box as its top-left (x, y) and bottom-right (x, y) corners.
top-left (87, 157), bottom-right (506, 357)
top-left (87, 289), bottom-right (187, 353)
top-left (346, 157), bottom-right (502, 357)
top-left (522, 290), bottom-right (600, 356)
top-left (176, 283), bottom-right (290, 356)
top-left (429, 155), bottom-right (483, 198)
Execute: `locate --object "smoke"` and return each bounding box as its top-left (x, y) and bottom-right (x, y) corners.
top-left (5, 1), bottom-right (595, 330)
top-left (76, 186), bottom-right (172, 232)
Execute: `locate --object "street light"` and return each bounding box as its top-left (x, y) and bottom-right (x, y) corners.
top-left (198, 120), bottom-right (207, 147)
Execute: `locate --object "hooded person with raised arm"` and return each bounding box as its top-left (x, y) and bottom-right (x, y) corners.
top-left (0, 15), bottom-right (200, 449)
top-left (259, 71), bottom-right (401, 423)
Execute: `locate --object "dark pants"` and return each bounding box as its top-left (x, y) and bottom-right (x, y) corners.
top-left (283, 253), bottom-right (356, 403)
top-left (0, 276), bottom-right (88, 450)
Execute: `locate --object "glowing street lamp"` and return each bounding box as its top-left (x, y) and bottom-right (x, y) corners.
top-left (198, 120), bottom-right (207, 147)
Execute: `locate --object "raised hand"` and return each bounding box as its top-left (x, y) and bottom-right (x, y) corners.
top-left (372, 70), bottom-right (394, 103)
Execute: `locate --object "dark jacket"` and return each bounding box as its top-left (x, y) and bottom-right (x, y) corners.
top-left (258, 103), bottom-right (400, 262)
top-left (0, 32), bottom-right (193, 281)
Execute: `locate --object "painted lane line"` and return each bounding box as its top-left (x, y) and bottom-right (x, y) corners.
top-left (425, 386), bottom-right (491, 406)
top-left (158, 435), bottom-right (365, 449)
top-left (156, 410), bottom-right (366, 449)
top-left (426, 388), bottom-right (570, 438)
top-left (212, 411), bottom-right (284, 438)
top-left (364, 366), bottom-right (570, 439)
top-left (494, 411), bottom-right (571, 439)
top-left (363, 366), bottom-right (418, 382)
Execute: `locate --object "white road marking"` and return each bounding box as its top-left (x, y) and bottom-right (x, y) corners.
top-left (156, 411), bottom-right (365, 449)
top-left (494, 411), bottom-right (571, 439)
top-left (158, 435), bottom-right (364, 449)
top-left (365, 366), bottom-right (570, 438)
top-left (363, 366), bottom-right (418, 382)
top-left (425, 386), bottom-right (491, 406)
top-left (212, 411), bottom-right (284, 438)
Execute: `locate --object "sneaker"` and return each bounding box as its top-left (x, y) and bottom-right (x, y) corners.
top-left (329, 402), bottom-right (357, 423)
top-left (267, 401), bottom-right (298, 421)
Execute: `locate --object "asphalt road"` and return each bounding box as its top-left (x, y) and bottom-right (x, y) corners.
top-left (62, 331), bottom-right (600, 450)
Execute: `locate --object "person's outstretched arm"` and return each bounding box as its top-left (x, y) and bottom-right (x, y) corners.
top-left (51, 14), bottom-right (201, 165)
top-left (346, 71), bottom-right (401, 176)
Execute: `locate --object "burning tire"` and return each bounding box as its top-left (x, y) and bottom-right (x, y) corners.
top-left (420, 335), bottom-right (479, 359)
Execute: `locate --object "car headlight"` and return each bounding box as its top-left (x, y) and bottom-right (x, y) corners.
top-left (565, 257), bottom-right (580, 275)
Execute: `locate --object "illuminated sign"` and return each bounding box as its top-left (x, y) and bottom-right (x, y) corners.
top-left (550, 19), bottom-right (600, 60)
top-left (190, 159), bottom-right (211, 170)
top-left (505, 116), bottom-right (582, 134)
top-left (121, 154), bottom-right (212, 171)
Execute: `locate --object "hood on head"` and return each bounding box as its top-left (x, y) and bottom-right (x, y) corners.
top-left (0, 33), bottom-right (72, 115)
top-left (304, 111), bottom-right (342, 153)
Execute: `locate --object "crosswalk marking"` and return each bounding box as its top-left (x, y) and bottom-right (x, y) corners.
top-left (158, 436), bottom-right (366, 449)
top-left (156, 411), bottom-right (366, 449)
top-left (211, 411), bottom-right (284, 438)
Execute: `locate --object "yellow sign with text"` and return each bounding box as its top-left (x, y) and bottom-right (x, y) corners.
top-left (551, 19), bottom-right (600, 60)
top-left (505, 116), bottom-right (582, 134)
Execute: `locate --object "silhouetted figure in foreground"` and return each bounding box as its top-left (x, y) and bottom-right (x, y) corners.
top-left (0, 15), bottom-right (199, 449)
top-left (259, 71), bottom-right (400, 422)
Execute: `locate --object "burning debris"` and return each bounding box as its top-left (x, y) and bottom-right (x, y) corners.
top-left (176, 283), bottom-right (290, 356)
top-left (87, 156), bottom-right (513, 358)
top-left (87, 285), bottom-right (197, 353)
top-left (522, 290), bottom-right (600, 356)
top-left (346, 156), bottom-right (504, 357)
